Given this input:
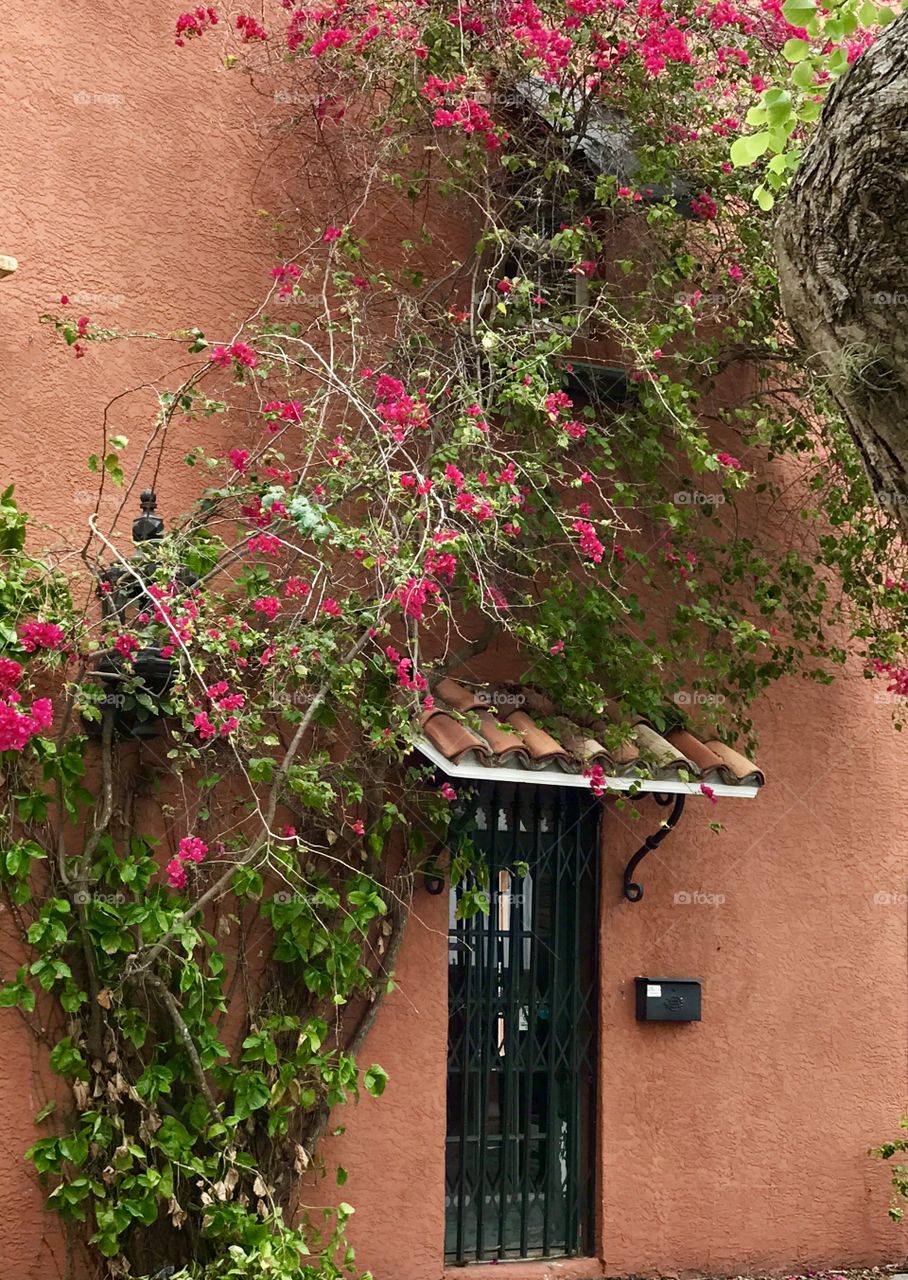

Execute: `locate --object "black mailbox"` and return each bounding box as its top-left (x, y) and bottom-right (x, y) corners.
top-left (635, 977), bottom-right (701, 1022)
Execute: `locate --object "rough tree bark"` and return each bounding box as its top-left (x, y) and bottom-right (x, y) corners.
top-left (775, 12), bottom-right (908, 532)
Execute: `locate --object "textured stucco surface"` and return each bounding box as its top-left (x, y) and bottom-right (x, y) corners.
top-left (2, 5), bottom-right (908, 1279)
top-left (336, 658), bottom-right (908, 1279)
top-left (0, 5), bottom-right (275, 1275)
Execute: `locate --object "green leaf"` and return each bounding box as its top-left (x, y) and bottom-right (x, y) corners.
top-left (730, 132), bottom-right (770, 168)
top-left (783, 37), bottom-right (811, 60)
top-left (363, 1064), bottom-right (389, 1097)
top-left (231, 1071), bottom-right (271, 1120)
top-left (792, 58), bottom-right (816, 89)
top-left (782, 0), bottom-right (815, 22)
top-left (754, 185), bottom-right (776, 212)
top-left (248, 757), bottom-right (274, 783)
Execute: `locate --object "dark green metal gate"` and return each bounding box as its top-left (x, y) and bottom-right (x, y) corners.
top-left (445, 782), bottom-right (600, 1263)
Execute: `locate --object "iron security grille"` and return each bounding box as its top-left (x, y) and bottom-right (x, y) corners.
top-left (445, 783), bottom-right (600, 1264)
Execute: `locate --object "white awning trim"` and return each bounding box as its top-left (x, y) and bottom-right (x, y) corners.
top-left (413, 736), bottom-right (760, 798)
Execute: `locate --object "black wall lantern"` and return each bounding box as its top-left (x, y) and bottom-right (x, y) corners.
top-left (86, 491), bottom-right (191, 740)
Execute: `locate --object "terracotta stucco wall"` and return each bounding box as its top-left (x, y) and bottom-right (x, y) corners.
top-left (331, 654), bottom-right (908, 1280)
top-left (2, 5), bottom-right (908, 1278)
top-left (0, 5), bottom-right (274, 1275)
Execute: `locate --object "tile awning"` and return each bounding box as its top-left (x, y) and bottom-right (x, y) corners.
top-left (414, 679), bottom-right (764, 799)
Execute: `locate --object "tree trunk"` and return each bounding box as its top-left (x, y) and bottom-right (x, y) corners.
top-left (774, 12), bottom-right (908, 533)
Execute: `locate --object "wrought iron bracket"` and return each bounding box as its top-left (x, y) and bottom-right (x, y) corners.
top-left (423, 837), bottom-right (447, 894)
top-left (623, 793), bottom-right (685, 902)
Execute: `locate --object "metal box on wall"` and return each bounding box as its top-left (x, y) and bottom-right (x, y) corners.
top-left (635, 977), bottom-right (701, 1022)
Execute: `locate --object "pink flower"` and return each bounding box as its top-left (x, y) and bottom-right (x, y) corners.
top-left (193, 711), bottom-right (216, 740)
top-left (0, 658), bottom-right (23, 693)
top-left (166, 858), bottom-right (188, 890)
top-left (247, 534), bottom-right (282, 556)
top-left (395, 577), bottom-right (440, 620)
top-left (30, 698), bottom-right (53, 731)
top-left (174, 6), bottom-right (219, 45)
top-left (211, 341), bottom-right (257, 370)
top-left (319, 598), bottom-right (342, 617)
top-left (19, 621), bottom-right (66, 653)
top-left (0, 697), bottom-right (53, 751)
top-left (572, 519), bottom-right (605, 564)
top-left (550, 640), bottom-right (565, 655)
top-left (323, 226), bottom-right (342, 242)
top-left (228, 448), bottom-right (250, 473)
top-left (440, 782), bottom-right (457, 802)
top-left (716, 452), bottom-right (742, 471)
top-left (235, 12), bottom-right (268, 40)
top-left (690, 192), bottom-right (718, 221)
top-left (700, 783), bottom-right (718, 805)
top-left (584, 763), bottom-right (607, 797)
top-left (178, 836), bottom-right (208, 864)
top-left (284, 577), bottom-right (311, 598)
top-left (350, 819), bottom-right (365, 835)
top-left (252, 595), bottom-right (281, 620)
top-left (114, 633), bottom-right (139, 660)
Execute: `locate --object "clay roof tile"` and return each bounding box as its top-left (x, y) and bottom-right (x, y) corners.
top-left (418, 680), bottom-right (763, 791)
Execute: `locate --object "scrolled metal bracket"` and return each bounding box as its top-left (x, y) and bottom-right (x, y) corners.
top-left (423, 837), bottom-right (447, 895)
top-left (623, 793), bottom-right (686, 902)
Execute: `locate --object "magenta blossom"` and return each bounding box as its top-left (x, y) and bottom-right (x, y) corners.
top-left (19, 621), bottom-right (66, 653)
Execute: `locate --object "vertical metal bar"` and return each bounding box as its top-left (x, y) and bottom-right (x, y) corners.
top-left (565, 790), bottom-right (582, 1253)
top-left (497, 785), bottom-right (522, 1256)
top-left (584, 797), bottom-right (601, 1257)
top-left (455, 885), bottom-right (473, 1263)
top-left (541, 788), bottom-right (563, 1256)
top-left (475, 782), bottom-right (498, 1260)
top-left (583, 803), bottom-right (599, 1254)
top-left (519, 784), bottom-right (542, 1257)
